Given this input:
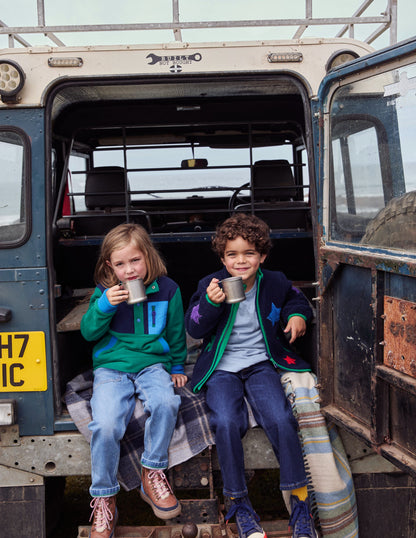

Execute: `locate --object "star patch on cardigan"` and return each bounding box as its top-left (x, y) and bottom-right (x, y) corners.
top-left (267, 303), bottom-right (281, 326)
top-left (283, 355), bottom-right (296, 365)
top-left (191, 304), bottom-right (202, 324)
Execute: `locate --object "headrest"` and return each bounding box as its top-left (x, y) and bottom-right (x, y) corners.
top-left (85, 166), bottom-right (129, 209)
top-left (253, 160), bottom-right (296, 201)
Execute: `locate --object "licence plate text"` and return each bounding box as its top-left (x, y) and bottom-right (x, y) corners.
top-left (0, 332), bottom-right (47, 392)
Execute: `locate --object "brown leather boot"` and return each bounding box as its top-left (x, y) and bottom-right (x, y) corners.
top-left (140, 467), bottom-right (181, 519)
top-left (89, 495), bottom-right (118, 538)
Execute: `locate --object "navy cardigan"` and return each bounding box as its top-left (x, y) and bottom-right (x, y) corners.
top-left (185, 267), bottom-right (313, 392)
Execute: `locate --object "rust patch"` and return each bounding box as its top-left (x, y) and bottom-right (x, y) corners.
top-left (383, 296), bottom-right (416, 378)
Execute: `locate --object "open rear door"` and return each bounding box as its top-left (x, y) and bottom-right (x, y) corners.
top-left (0, 108), bottom-right (54, 435)
top-left (314, 38), bottom-right (416, 475)
top-left (312, 39), bottom-right (416, 534)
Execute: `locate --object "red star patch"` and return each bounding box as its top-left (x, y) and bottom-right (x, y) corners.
top-left (283, 356), bottom-right (296, 365)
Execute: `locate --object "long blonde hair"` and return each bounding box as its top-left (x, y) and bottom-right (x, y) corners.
top-left (94, 223), bottom-right (167, 288)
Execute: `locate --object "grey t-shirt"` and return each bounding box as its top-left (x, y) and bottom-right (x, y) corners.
top-left (217, 283), bottom-right (269, 372)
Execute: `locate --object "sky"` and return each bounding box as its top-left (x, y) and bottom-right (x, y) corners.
top-left (0, 0), bottom-right (415, 50)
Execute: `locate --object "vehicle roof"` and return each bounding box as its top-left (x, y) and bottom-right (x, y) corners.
top-left (0, 38), bottom-right (375, 106)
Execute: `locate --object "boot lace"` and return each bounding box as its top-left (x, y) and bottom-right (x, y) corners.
top-left (89, 497), bottom-right (114, 532)
top-left (148, 470), bottom-right (173, 501)
top-left (289, 499), bottom-right (314, 537)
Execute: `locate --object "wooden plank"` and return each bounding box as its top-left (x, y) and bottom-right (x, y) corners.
top-left (57, 291), bottom-right (93, 332)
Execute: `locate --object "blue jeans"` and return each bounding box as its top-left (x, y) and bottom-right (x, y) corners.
top-left (88, 363), bottom-right (181, 497)
top-left (205, 361), bottom-right (307, 497)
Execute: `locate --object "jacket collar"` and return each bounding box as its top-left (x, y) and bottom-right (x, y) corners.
top-left (146, 279), bottom-right (159, 295)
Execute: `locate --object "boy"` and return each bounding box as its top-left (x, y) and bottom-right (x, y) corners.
top-left (185, 214), bottom-right (317, 538)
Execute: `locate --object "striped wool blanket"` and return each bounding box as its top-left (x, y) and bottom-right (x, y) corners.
top-left (281, 371), bottom-right (358, 538)
top-left (65, 367), bottom-right (358, 537)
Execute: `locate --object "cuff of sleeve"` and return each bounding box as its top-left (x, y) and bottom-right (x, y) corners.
top-left (205, 293), bottom-right (221, 307)
top-left (98, 290), bottom-right (118, 313)
top-left (287, 313), bottom-right (307, 322)
top-left (171, 364), bottom-right (185, 374)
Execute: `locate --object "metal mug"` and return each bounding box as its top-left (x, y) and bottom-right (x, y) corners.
top-left (220, 276), bottom-right (246, 304)
top-left (123, 278), bottom-right (147, 304)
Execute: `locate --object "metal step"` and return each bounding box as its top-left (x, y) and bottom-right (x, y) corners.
top-left (77, 521), bottom-right (293, 538)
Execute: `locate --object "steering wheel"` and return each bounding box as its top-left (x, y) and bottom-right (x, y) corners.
top-left (228, 182), bottom-right (251, 213)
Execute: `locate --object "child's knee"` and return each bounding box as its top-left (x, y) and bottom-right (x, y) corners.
top-left (90, 415), bottom-right (125, 441)
top-left (210, 412), bottom-right (247, 438)
top-left (261, 406), bottom-right (297, 433)
top-left (147, 392), bottom-right (180, 415)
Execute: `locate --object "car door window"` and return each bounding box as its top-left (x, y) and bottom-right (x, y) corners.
top-left (0, 129), bottom-right (30, 245)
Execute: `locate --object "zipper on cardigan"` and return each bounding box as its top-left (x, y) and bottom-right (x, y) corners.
top-left (255, 269), bottom-right (309, 373)
top-left (255, 270), bottom-right (274, 363)
top-left (193, 302), bottom-right (239, 392)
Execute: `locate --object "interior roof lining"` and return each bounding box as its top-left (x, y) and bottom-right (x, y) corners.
top-left (51, 76), bottom-right (303, 122)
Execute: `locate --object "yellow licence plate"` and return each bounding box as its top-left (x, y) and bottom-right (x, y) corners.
top-left (0, 332), bottom-right (47, 392)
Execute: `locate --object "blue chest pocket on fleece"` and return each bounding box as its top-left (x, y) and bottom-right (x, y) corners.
top-left (147, 301), bottom-right (168, 334)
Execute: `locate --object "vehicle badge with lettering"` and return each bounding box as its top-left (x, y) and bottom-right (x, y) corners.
top-left (146, 52), bottom-right (202, 73)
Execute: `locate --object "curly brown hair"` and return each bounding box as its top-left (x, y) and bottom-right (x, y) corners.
top-left (94, 223), bottom-right (167, 288)
top-left (212, 213), bottom-right (272, 258)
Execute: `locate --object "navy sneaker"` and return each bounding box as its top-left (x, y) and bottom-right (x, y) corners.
top-left (225, 496), bottom-right (266, 538)
top-left (289, 495), bottom-right (318, 538)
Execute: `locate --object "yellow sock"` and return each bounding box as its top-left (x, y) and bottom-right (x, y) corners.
top-left (291, 485), bottom-right (308, 501)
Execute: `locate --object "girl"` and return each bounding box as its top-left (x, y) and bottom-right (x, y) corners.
top-left (81, 223), bottom-right (187, 538)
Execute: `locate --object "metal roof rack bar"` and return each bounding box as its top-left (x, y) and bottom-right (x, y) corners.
top-left (0, 0), bottom-right (397, 47)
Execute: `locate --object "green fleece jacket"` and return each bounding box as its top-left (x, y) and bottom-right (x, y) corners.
top-left (80, 276), bottom-right (187, 374)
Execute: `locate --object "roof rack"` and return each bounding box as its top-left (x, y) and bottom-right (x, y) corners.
top-left (0, 0), bottom-right (397, 48)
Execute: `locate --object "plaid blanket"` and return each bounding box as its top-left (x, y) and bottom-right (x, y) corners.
top-left (65, 368), bottom-right (358, 537)
top-left (64, 365), bottom-right (215, 490)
